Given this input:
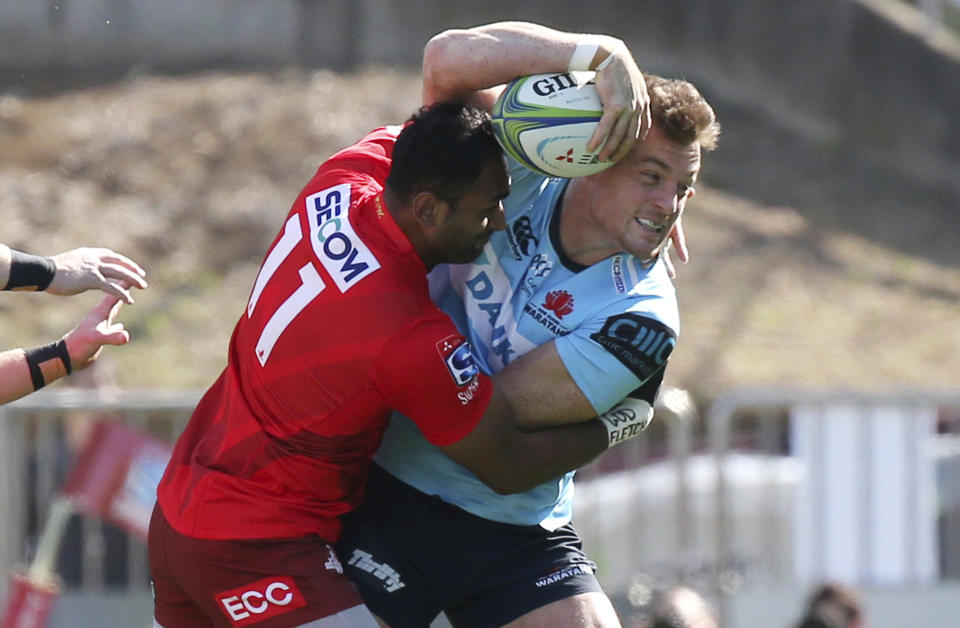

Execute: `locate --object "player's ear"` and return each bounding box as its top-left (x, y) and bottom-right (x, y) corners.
top-left (411, 191), bottom-right (450, 228)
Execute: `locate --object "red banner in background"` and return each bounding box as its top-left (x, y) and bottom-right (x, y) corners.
top-left (60, 419), bottom-right (172, 540)
top-left (1, 574), bottom-right (58, 628)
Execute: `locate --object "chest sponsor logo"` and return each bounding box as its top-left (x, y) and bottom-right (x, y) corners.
top-left (216, 576), bottom-right (306, 626)
top-left (590, 313), bottom-right (676, 381)
top-left (506, 216), bottom-right (540, 260)
top-left (306, 183), bottom-right (381, 292)
top-left (518, 253), bottom-right (554, 298)
top-left (522, 289), bottom-right (573, 335)
top-left (542, 290), bottom-right (574, 319)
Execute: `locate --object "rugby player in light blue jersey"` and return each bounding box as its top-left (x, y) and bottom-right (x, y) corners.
top-left (338, 21), bottom-right (720, 628)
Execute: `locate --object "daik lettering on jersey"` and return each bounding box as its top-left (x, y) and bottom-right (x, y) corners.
top-left (464, 270), bottom-right (516, 365)
top-left (216, 576), bottom-right (306, 626)
top-left (306, 183), bottom-right (380, 293)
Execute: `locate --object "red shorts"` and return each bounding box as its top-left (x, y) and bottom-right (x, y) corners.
top-left (148, 504), bottom-right (367, 627)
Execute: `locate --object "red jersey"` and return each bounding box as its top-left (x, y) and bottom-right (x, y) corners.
top-left (157, 127), bottom-right (493, 542)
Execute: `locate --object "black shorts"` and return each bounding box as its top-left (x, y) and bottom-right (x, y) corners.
top-left (336, 464), bottom-right (602, 628)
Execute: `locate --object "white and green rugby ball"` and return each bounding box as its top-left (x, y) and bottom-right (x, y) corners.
top-left (491, 71), bottom-right (613, 178)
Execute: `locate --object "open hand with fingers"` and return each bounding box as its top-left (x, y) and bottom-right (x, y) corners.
top-left (588, 41), bottom-right (650, 163)
top-left (47, 247), bottom-right (148, 304)
top-left (63, 292), bottom-right (132, 372)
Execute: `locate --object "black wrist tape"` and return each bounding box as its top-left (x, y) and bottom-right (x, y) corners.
top-left (24, 340), bottom-right (72, 391)
top-left (5, 251), bottom-right (57, 291)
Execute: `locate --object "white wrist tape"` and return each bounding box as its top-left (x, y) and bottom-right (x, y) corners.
top-left (595, 41), bottom-right (627, 73)
top-left (568, 35), bottom-right (603, 72)
top-left (599, 397), bottom-right (654, 447)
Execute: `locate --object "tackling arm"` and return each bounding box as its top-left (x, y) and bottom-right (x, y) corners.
top-left (439, 389), bottom-right (610, 495)
top-left (439, 340), bottom-right (656, 494)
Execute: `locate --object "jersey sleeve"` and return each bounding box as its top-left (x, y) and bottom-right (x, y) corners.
top-left (372, 312), bottom-right (492, 447)
top-left (554, 295), bottom-right (678, 414)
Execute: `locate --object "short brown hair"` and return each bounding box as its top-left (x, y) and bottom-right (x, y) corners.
top-left (646, 74), bottom-right (720, 151)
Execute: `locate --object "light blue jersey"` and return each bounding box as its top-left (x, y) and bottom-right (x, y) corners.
top-left (374, 158), bottom-right (680, 529)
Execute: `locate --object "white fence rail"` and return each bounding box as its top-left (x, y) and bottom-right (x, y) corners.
top-left (2, 388), bottom-right (960, 627)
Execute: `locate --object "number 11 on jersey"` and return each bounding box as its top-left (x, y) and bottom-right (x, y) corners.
top-left (247, 214), bottom-right (327, 366)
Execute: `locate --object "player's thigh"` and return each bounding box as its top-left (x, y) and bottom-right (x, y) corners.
top-left (337, 467), bottom-right (445, 628)
top-left (502, 592), bottom-right (621, 628)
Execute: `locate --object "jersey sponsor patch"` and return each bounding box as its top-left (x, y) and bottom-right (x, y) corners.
top-left (534, 564), bottom-right (594, 588)
top-left (542, 290), bottom-right (574, 319)
top-left (306, 183), bottom-right (381, 292)
top-left (506, 216), bottom-right (540, 259)
top-left (611, 255), bottom-right (627, 295)
top-left (346, 549), bottom-right (405, 593)
top-left (589, 313), bottom-right (676, 381)
top-left (436, 335), bottom-right (480, 387)
top-left (215, 576), bottom-right (306, 626)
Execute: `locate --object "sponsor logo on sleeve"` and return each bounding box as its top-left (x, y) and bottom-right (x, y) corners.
top-left (305, 183), bottom-right (380, 293)
top-left (611, 255), bottom-right (627, 295)
top-left (436, 335), bottom-right (480, 387)
top-left (215, 576), bottom-right (306, 626)
top-left (589, 314), bottom-right (676, 381)
top-left (436, 335), bottom-right (483, 405)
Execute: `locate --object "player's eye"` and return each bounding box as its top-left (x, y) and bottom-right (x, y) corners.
top-left (640, 171), bottom-right (661, 185)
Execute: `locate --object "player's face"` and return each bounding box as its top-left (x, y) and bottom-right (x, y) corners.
top-left (440, 157), bottom-right (510, 263)
top-left (588, 126), bottom-right (700, 261)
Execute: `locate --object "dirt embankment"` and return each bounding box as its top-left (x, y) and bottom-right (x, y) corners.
top-left (2, 68), bottom-right (958, 401)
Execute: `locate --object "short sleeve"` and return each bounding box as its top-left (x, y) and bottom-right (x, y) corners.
top-left (373, 311), bottom-right (492, 446)
top-left (555, 310), bottom-right (677, 414)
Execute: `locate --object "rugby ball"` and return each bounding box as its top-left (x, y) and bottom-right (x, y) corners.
top-left (491, 71), bottom-right (612, 178)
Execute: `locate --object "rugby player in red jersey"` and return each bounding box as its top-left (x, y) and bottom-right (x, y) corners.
top-left (149, 102), bottom-right (627, 628)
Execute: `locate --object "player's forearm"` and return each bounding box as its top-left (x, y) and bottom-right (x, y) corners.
top-left (422, 22), bottom-right (622, 105)
top-left (491, 419), bottom-right (610, 494)
top-left (483, 397), bottom-right (654, 494)
top-left (0, 344), bottom-right (70, 405)
top-left (0, 246), bottom-right (56, 292)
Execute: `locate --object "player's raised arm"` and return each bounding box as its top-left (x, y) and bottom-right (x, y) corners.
top-left (1, 244), bottom-right (147, 303)
top-left (422, 21), bottom-right (648, 162)
top-left (0, 294), bottom-right (130, 405)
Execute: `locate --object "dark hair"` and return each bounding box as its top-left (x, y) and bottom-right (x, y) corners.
top-left (387, 101), bottom-right (503, 205)
top-left (794, 583), bottom-right (863, 628)
top-left (646, 74), bottom-right (721, 151)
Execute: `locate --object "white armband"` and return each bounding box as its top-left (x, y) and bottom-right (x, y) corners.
top-left (568, 35), bottom-right (603, 72)
top-left (598, 397), bottom-right (654, 447)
